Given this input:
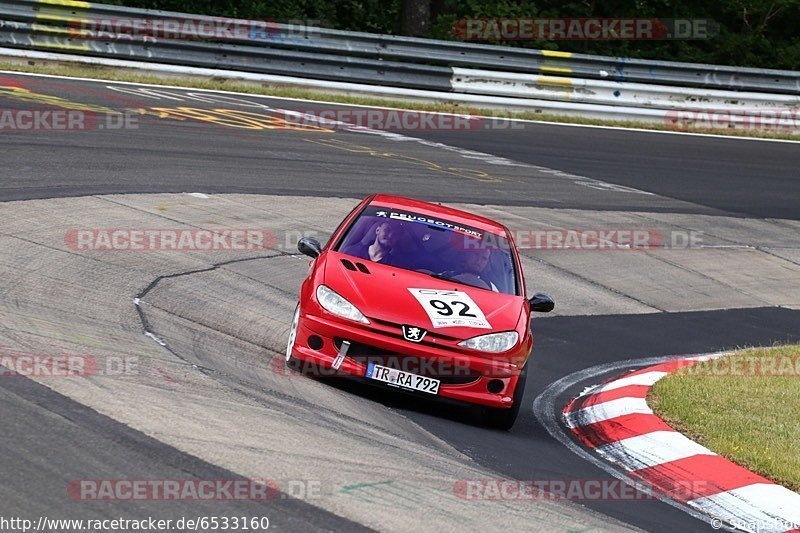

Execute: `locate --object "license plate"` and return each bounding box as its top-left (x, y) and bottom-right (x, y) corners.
top-left (365, 363), bottom-right (440, 395)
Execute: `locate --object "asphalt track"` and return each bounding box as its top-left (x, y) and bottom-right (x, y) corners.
top-left (1, 72), bottom-right (798, 219)
top-left (417, 124), bottom-right (800, 220)
top-left (0, 375), bottom-right (368, 531)
top-left (1, 70), bottom-right (799, 532)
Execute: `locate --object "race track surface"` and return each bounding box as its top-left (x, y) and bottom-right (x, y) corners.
top-left (1, 70), bottom-right (798, 532)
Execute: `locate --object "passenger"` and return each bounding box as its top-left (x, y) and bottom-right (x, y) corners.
top-left (341, 220), bottom-right (402, 264)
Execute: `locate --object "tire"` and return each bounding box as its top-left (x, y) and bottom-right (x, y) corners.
top-left (482, 365), bottom-right (528, 430)
top-left (285, 304), bottom-right (302, 371)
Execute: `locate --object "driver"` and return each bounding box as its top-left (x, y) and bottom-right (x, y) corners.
top-left (342, 220), bottom-right (402, 264)
top-left (452, 248), bottom-right (499, 291)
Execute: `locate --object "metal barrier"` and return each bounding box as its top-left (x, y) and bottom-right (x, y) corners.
top-left (0, 0), bottom-right (797, 124)
top-left (0, 2), bottom-right (456, 91)
top-left (451, 68), bottom-right (800, 110)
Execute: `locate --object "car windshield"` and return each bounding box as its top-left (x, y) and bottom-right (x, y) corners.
top-left (336, 205), bottom-right (518, 295)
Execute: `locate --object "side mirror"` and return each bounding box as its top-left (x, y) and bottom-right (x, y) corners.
top-left (529, 292), bottom-right (555, 313)
top-left (297, 237), bottom-right (323, 258)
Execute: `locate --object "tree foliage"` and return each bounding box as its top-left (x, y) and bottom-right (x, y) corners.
top-left (108, 0), bottom-right (800, 69)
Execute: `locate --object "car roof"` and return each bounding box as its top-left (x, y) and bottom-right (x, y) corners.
top-left (369, 194), bottom-right (508, 236)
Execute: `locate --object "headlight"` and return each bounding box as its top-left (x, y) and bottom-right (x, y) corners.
top-left (316, 285), bottom-right (369, 324)
top-left (458, 331), bottom-right (518, 353)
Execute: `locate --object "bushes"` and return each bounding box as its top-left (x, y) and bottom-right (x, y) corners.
top-left (107, 0), bottom-right (800, 69)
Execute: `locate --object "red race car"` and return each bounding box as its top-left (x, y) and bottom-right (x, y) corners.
top-left (286, 194), bottom-right (554, 429)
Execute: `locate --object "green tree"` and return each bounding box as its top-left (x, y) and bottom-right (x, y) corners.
top-left (107, 0), bottom-right (800, 69)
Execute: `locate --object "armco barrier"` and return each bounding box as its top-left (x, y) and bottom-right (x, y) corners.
top-left (0, 0), bottom-right (797, 126)
top-left (451, 68), bottom-right (800, 111)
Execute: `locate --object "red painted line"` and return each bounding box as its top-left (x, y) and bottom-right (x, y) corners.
top-left (0, 77), bottom-right (26, 88)
top-left (3, 76), bottom-right (142, 106)
top-left (570, 413), bottom-right (673, 448)
top-left (633, 454), bottom-right (772, 502)
top-left (579, 384), bottom-right (650, 408)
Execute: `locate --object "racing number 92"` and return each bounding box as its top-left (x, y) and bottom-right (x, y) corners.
top-left (429, 299), bottom-right (477, 318)
top-left (409, 288), bottom-right (491, 329)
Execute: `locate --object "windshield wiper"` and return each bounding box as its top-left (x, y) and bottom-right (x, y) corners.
top-left (427, 271), bottom-right (471, 287)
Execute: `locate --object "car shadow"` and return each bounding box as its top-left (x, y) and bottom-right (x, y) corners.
top-left (302, 372), bottom-right (488, 428)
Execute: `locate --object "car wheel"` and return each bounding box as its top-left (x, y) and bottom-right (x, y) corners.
top-left (285, 304), bottom-right (301, 370)
top-left (482, 365), bottom-right (527, 430)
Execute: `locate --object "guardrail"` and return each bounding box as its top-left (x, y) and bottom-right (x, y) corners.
top-left (451, 68), bottom-right (800, 111)
top-left (0, 0), bottom-right (797, 125)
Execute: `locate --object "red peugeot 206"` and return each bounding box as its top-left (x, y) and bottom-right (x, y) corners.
top-left (286, 194), bottom-right (554, 429)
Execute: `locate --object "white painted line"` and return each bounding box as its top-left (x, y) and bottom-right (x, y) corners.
top-left (145, 332), bottom-right (166, 346)
top-left (597, 370), bottom-right (669, 392)
top-left (596, 430), bottom-right (716, 471)
top-left (565, 397), bottom-right (652, 428)
top-left (687, 353), bottom-right (729, 362)
top-left (689, 483), bottom-right (800, 532)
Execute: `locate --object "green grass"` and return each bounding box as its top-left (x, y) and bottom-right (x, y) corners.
top-left (1, 58), bottom-right (798, 141)
top-left (650, 344), bottom-right (800, 491)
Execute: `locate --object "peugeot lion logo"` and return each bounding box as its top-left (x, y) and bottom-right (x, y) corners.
top-left (402, 325), bottom-right (427, 343)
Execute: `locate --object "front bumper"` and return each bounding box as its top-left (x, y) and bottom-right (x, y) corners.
top-left (288, 311), bottom-right (526, 409)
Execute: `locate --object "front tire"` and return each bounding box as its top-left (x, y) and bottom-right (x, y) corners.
top-left (482, 365), bottom-right (527, 430)
top-left (285, 305), bottom-right (302, 370)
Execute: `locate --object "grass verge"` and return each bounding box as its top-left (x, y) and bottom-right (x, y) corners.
top-left (1, 58), bottom-right (798, 141)
top-left (650, 344), bottom-right (800, 491)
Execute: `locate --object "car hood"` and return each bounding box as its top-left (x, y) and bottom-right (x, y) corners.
top-left (322, 252), bottom-right (523, 340)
